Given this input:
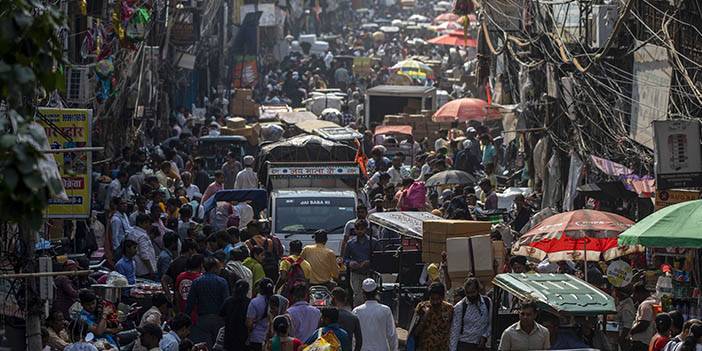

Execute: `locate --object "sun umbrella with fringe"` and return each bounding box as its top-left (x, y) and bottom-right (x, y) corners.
top-left (512, 209), bottom-right (641, 263)
top-left (432, 98), bottom-right (500, 122)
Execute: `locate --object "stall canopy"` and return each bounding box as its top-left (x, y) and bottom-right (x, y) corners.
top-left (493, 273), bottom-right (616, 315)
top-left (619, 200), bottom-right (702, 248)
top-left (374, 125), bottom-right (413, 136)
top-left (368, 211), bottom-right (442, 239)
top-left (277, 111), bottom-right (318, 125)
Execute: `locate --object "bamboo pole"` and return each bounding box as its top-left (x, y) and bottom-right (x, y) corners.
top-left (0, 270), bottom-right (91, 279)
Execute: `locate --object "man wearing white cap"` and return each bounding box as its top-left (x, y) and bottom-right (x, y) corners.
top-left (352, 278), bottom-right (398, 351)
top-left (234, 156), bottom-right (258, 189)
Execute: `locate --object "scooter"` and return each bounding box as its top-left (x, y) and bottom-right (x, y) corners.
top-left (309, 285), bottom-right (332, 308)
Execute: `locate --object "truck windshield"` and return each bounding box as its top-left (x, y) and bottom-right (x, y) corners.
top-left (275, 197), bottom-right (356, 234)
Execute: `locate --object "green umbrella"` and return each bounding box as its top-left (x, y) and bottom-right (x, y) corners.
top-left (618, 200), bottom-right (702, 248)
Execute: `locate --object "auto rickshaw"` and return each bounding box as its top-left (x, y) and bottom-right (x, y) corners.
top-left (490, 273), bottom-right (616, 350)
top-left (367, 211), bottom-right (444, 328)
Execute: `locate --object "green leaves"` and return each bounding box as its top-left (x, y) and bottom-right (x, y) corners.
top-left (0, 0), bottom-right (67, 230)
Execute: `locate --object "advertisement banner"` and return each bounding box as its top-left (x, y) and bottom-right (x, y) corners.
top-left (653, 120), bottom-right (702, 189)
top-left (38, 108), bottom-right (92, 218)
top-left (655, 189), bottom-right (701, 211)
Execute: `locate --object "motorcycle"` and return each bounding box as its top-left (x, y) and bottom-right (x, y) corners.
top-left (309, 285), bottom-right (333, 308)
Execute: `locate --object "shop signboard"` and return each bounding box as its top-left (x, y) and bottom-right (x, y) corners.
top-left (653, 119), bottom-right (702, 190)
top-left (655, 189), bottom-right (701, 210)
top-left (37, 108), bottom-right (92, 218)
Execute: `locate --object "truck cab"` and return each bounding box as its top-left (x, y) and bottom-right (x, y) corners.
top-left (267, 162), bottom-right (360, 254)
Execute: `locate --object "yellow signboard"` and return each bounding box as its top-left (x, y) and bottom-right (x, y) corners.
top-left (655, 189), bottom-right (700, 211)
top-left (38, 108), bottom-right (92, 218)
top-left (352, 57), bottom-right (372, 77)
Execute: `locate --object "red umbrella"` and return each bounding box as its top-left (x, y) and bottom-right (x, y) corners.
top-left (428, 31), bottom-right (477, 47)
top-left (432, 98), bottom-right (500, 122)
top-left (434, 13), bottom-right (460, 23)
top-left (512, 209), bottom-right (640, 262)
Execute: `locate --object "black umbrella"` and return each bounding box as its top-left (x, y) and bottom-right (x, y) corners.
top-left (426, 170), bottom-right (477, 187)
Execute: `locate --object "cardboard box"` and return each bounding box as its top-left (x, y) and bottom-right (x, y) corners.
top-left (225, 117), bottom-right (247, 129)
top-left (233, 89), bottom-right (253, 100)
top-left (471, 235), bottom-right (494, 276)
top-left (423, 220), bottom-right (492, 237)
top-left (446, 235), bottom-right (495, 276)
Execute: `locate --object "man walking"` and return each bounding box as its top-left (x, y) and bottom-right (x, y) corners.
top-left (301, 230), bottom-right (340, 288)
top-left (128, 214), bottom-right (157, 279)
top-left (287, 284), bottom-right (321, 341)
top-left (110, 197), bottom-right (132, 258)
top-left (332, 287), bottom-right (362, 351)
top-left (450, 278), bottom-right (491, 351)
top-left (275, 240), bottom-right (311, 297)
top-left (499, 301), bottom-right (550, 351)
top-left (344, 220), bottom-right (374, 306)
top-left (186, 256), bottom-right (230, 348)
top-left (414, 282), bottom-right (453, 351)
top-left (306, 308), bottom-right (352, 351)
top-left (629, 282), bottom-right (658, 351)
top-left (353, 278), bottom-right (398, 351)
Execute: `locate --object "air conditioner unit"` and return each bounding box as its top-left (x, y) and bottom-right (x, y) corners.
top-left (65, 66), bottom-right (94, 105)
top-left (589, 4), bottom-right (618, 48)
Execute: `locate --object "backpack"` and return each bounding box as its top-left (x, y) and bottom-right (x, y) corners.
top-left (460, 296), bottom-right (491, 334)
top-left (283, 256), bottom-right (308, 297)
top-left (405, 182), bottom-right (427, 210)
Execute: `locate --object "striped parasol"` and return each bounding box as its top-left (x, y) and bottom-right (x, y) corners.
top-left (389, 59), bottom-right (434, 79)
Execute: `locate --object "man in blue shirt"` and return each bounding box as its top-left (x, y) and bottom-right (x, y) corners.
top-left (157, 232), bottom-right (179, 279)
top-left (186, 256), bottom-right (229, 348)
top-left (115, 239), bottom-right (138, 297)
top-left (306, 307), bottom-right (351, 351)
top-left (344, 219), bottom-right (377, 306)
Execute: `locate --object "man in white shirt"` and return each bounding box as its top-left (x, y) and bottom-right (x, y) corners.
top-left (181, 171), bottom-right (200, 200)
top-left (353, 278), bottom-right (398, 351)
top-left (234, 155), bottom-right (258, 189)
top-left (233, 201), bottom-right (254, 230)
top-left (128, 214), bottom-right (158, 278)
top-left (434, 129), bottom-right (449, 152)
top-left (387, 156), bottom-right (403, 187)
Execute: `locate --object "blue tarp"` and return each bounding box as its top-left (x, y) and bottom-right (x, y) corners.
top-left (203, 189), bottom-right (268, 214)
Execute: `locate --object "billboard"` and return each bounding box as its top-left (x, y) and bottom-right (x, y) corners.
top-left (653, 119), bottom-right (702, 189)
top-left (37, 108), bottom-right (92, 218)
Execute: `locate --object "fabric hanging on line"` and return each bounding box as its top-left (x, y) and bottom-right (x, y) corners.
top-left (542, 152), bottom-right (563, 209)
top-left (563, 152), bottom-right (584, 212)
top-left (590, 155), bottom-right (633, 177)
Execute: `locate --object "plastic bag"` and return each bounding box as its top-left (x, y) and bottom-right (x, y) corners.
top-left (303, 331), bottom-right (341, 351)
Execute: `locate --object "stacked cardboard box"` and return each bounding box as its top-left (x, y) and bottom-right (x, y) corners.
top-left (382, 114), bottom-right (452, 141)
top-left (230, 89), bottom-right (260, 117)
top-left (422, 220), bottom-right (492, 263)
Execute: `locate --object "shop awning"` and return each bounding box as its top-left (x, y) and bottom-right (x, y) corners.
top-left (493, 273), bottom-right (616, 315)
top-left (368, 211), bottom-right (442, 239)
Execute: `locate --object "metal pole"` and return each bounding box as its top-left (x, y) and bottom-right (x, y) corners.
top-left (24, 225), bottom-right (41, 350)
top-left (584, 238), bottom-right (588, 283)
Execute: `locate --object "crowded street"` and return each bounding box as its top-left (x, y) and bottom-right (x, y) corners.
top-left (2, 0), bottom-right (702, 350)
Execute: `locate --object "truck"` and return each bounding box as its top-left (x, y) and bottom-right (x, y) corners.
top-left (258, 134), bottom-right (361, 253)
top-left (267, 162), bottom-right (360, 254)
top-left (364, 85), bottom-right (437, 129)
